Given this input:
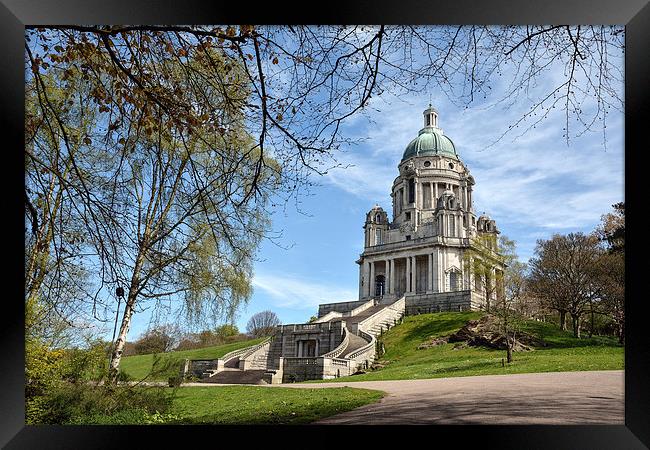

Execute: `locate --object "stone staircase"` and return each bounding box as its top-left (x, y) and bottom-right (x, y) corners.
top-left (200, 368), bottom-right (268, 385)
top-left (350, 304), bottom-right (385, 321)
top-left (338, 333), bottom-right (370, 358)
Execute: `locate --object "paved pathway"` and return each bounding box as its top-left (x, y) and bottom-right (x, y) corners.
top-left (280, 370), bottom-right (625, 425)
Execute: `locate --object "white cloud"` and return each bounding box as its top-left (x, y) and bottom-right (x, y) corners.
top-left (322, 66), bottom-right (624, 235)
top-left (252, 272), bottom-right (358, 310)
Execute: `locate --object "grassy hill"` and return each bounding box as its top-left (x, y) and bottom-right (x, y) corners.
top-left (316, 311), bottom-right (624, 382)
top-left (120, 338), bottom-right (265, 381)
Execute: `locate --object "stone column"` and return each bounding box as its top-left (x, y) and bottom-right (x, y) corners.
top-left (358, 263), bottom-right (363, 299)
top-left (390, 259), bottom-right (395, 294)
top-left (384, 259), bottom-right (389, 295)
top-left (437, 248), bottom-right (444, 293)
top-left (363, 260), bottom-right (370, 298)
top-left (369, 261), bottom-right (375, 297)
top-left (432, 250), bottom-right (438, 292)
top-left (427, 253), bottom-right (433, 292)
top-left (434, 182), bottom-right (438, 205)
top-left (412, 255), bottom-right (418, 293)
top-left (406, 256), bottom-right (411, 293)
top-left (430, 183), bottom-right (434, 209)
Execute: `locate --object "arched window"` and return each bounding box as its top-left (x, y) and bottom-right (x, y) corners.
top-left (375, 213), bottom-right (381, 223)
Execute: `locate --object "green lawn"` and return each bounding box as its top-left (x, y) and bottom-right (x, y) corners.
top-left (120, 338), bottom-right (265, 381)
top-left (167, 386), bottom-right (384, 424)
top-left (311, 312), bottom-right (624, 382)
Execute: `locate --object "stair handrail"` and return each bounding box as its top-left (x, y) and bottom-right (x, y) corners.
top-left (238, 337), bottom-right (272, 361)
top-left (322, 327), bottom-right (350, 358)
top-left (313, 311), bottom-right (343, 323)
top-left (219, 337), bottom-right (271, 365)
top-left (345, 329), bottom-right (376, 360)
top-left (357, 296), bottom-right (406, 329)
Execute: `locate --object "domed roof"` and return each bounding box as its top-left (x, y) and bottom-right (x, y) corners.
top-left (401, 105), bottom-right (458, 161)
top-left (402, 127), bottom-right (458, 161)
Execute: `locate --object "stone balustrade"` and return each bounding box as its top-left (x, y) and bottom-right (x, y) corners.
top-left (312, 311), bottom-right (343, 323)
top-left (321, 327), bottom-right (350, 358)
top-left (357, 296), bottom-right (406, 337)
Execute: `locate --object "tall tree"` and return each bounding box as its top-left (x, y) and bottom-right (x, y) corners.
top-left (26, 33), bottom-right (283, 381)
top-left (464, 233), bottom-right (510, 313)
top-left (246, 310), bottom-right (281, 338)
top-left (528, 233), bottom-right (603, 338)
top-left (595, 203), bottom-right (625, 343)
top-left (24, 25), bottom-right (624, 377)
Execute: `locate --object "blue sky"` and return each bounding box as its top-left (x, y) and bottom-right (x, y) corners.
top-left (236, 72), bottom-right (624, 331)
top-left (125, 32), bottom-right (624, 339)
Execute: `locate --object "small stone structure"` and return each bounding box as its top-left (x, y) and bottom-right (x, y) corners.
top-left (183, 106), bottom-right (504, 384)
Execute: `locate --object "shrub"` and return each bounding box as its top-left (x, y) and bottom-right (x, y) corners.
top-left (31, 382), bottom-right (175, 425)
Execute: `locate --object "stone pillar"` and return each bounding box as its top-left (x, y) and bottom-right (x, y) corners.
top-left (384, 259), bottom-right (390, 295)
top-left (412, 256), bottom-right (418, 293)
top-left (390, 259), bottom-right (395, 294)
top-left (363, 260), bottom-right (370, 298)
top-left (369, 261), bottom-right (375, 297)
top-left (358, 263), bottom-right (363, 299)
top-left (434, 182), bottom-right (438, 205)
top-left (406, 256), bottom-right (411, 293)
top-left (427, 253), bottom-right (433, 292)
top-left (437, 248), bottom-right (444, 293)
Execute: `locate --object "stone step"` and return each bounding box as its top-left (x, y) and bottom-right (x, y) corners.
top-left (339, 333), bottom-right (371, 358)
top-left (201, 369), bottom-right (268, 385)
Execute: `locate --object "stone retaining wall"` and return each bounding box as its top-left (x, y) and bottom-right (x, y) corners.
top-left (405, 290), bottom-right (473, 315)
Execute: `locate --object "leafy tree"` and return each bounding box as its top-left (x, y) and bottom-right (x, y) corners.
top-left (132, 325), bottom-right (180, 355)
top-left (528, 233), bottom-right (603, 338)
top-left (597, 202), bottom-right (625, 254)
top-left (594, 203), bottom-right (625, 343)
top-left (214, 324), bottom-right (239, 339)
top-left (246, 310), bottom-right (281, 338)
top-left (464, 233), bottom-right (510, 313)
top-left (24, 25), bottom-right (624, 381)
top-left (496, 248), bottom-right (527, 364)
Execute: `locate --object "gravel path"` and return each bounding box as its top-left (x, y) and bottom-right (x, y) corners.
top-left (279, 370), bottom-right (625, 425)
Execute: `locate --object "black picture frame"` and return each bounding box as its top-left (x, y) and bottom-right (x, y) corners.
top-left (2, 1), bottom-right (648, 448)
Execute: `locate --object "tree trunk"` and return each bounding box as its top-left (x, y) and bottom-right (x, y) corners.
top-left (559, 311), bottom-right (567, 331)
top-left (506, 334), bottom-right (513, 364)
top-left (109, 255), bottom-right (144, 383)
top-left (109, 294), bottom-right (137, 382)
top-left (618, 321), bottom-right (624, 345)
top-left (571, 314), bottom-right (581, 338)
top-left (589, 304), bottom-right (594, 338)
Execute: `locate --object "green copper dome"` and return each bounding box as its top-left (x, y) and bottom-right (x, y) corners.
top-left (402, 127), bottom-right (458, 161)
